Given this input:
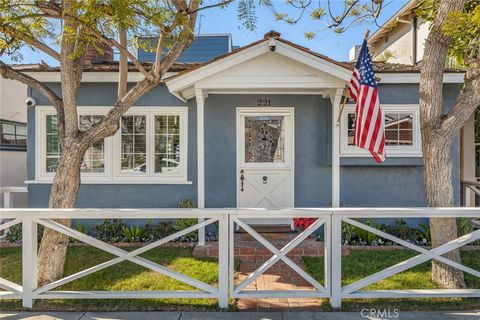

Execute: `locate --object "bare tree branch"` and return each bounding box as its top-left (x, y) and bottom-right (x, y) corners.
top-left (117, 25), bottom-right (128, 100)
top-left (441, 65), bottom-right (480, 137)
top-left (0, 60), bottom-right (63, 110)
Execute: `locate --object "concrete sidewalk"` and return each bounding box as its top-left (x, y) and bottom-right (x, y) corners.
top-left (1, 311), bottom-right (479, 320)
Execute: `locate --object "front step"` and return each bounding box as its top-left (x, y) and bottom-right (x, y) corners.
top-left (237, 225), bottom-right (293, 233)
top-left (237, 225), bottom-right (294, 241)
top-left (192, 235), bottom-right (351, 261)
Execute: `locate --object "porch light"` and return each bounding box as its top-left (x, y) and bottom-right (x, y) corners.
top-left (268, 38), bottom-right (276, 51)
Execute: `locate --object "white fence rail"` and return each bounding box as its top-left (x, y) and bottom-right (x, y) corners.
top-left (0, 187), bottom-right (28, 239)
top-left (0, 207), bottom-right (479, 309)
top-left (463, 180), bottom-right (480, 207)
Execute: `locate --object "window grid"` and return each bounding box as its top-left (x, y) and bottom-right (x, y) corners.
top-left (154, 115), bottom-right (181, 173)
top-left (342, 105), bottom-right (421, 157)
top-left (36, 107), bottom-right (188, 182)
top-left (79, 115), bottom-right (105, 173)
top-left (46, 115), bottom-right (61, 172)
top-left (121, 115), bottom-right (147, 173)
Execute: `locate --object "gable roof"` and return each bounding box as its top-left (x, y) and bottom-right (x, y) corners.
top-left (166, 30), bottom-right (353, 82)
top-left (368, 0), bottom-right (420, 47)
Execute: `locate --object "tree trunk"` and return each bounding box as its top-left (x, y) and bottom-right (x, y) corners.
top-left (422, 133), bottom-right (466, 288)
top-left (37, 143), bottom-right (87, 286)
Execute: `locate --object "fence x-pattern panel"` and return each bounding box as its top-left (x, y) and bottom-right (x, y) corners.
top-left (0, 208), bottom-right (479, 308)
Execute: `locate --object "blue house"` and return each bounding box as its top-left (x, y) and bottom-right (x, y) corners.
top-left (21, 31), bottom-right (469, 223)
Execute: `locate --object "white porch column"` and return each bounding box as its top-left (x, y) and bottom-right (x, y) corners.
top-left (330, 88), bottom-right (344, 208)
top-left (195, 88), bottom-right (206, 246)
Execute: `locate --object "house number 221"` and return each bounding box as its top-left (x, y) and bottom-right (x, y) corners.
top-left (257, 99), bottom-right (271, 106)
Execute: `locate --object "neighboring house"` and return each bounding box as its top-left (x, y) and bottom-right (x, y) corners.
top-left (367, 0), bottom-right (478, 206)
top-left (368, 0), bottom-right (426, 65)
top-left (0, 77), bottom-right (27, 208)
top-left (16, 30), bottom-right (469, 223)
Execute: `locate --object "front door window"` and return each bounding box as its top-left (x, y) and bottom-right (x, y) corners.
top-left (244, 116), bottom-right (285, 163)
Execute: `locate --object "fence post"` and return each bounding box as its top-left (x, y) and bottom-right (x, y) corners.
top-left (324, 212), bottom-right (331, 296)
top-left (22, 217), bottom-right (38, 308)
top-left (330, 213), bottom-right (342, 308)
top-left (198, 218), bottom-right (205, 246)
top-left (217, 213), bottom-right (229, 308)
top-left (4, 191), bottom-right (11, 208)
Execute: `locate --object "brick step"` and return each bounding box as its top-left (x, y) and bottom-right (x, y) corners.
top-left (193, 238), bottom-right (350, 261)
top-left (237, 225), bottom-right (296, 241)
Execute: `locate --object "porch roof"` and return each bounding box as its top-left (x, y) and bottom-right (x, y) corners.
top-left (165, 31), bottom-right (355, 100)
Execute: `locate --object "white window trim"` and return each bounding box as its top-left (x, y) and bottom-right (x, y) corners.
top-left (114, 107), bottom-right (188, 182)
top-left (340, 104), bottom-right (422, 157)
top-left (35, 106), bottom-right (190, 184)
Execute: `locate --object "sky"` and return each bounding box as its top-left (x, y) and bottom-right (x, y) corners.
top-left (2, 0), bottom-right (409, 66)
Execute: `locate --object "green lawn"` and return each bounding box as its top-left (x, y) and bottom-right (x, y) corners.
top-left (0, 247), bottom-right (478, 311)
top-left (304, 249), bottom-right (480, 311)
top-left (0, 246), bottom-right (224, 311)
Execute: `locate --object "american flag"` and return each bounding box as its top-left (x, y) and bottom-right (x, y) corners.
top-left (348, 39), bottom-right (385, 163)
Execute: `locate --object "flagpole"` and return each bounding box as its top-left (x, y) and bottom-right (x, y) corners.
top-left (336, 89), bottom-right (349, 126)
top-left (336, 29), bottom-right (370, 127)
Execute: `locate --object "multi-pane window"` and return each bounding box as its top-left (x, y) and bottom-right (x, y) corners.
top-left (342, 105), bottom-right (420, 156)
top-left (0, 120), bottom-right (27, 151)
top-left (37, 107), bottom-right (188, 182)
top-left (120, 115), bottom-right (147, 173)
top-left (155, 115), bottom-right (181, 173)
top-left (79, 115), bottom-right (105, 173)
top-left (46, 115), bottom-right (61, 172)
top-left (45, 115), bottom-right (106, 173)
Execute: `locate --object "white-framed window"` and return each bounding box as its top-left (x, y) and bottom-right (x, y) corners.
top-left (35, 106), bottom-right (189, 183)
top-left (340, 104), bottom-right (422, 157)
top-left (114, 107), bottom-right (188, 180)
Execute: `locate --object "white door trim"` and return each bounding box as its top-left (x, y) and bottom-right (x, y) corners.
top-left (236, 107), bottom-right (295, 210)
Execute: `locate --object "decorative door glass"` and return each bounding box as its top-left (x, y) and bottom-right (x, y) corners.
top-left (245, 116), bottom-right (285, 163)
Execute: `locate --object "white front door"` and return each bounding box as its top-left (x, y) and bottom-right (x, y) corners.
top-left (237, 108), bottom-right (294, 225)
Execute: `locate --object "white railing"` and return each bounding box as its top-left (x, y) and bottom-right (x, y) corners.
top-left (0, 209), bottom-right (230, 309)
top-left (0, 207), bottom-right (479, 309)
top-left (463, 180), bottom-right (480, 207)
top-left (0, 187), bottom-right (28, 239)
top-left (0, 186), bottom-right (28, 209)
top-left (330, 208), bottom-right (480, 307)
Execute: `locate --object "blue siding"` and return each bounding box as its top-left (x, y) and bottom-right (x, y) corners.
top-left (138, 36), bottom-right (230, 63)
top-left (28, 83), bottom-right (197, 208)
top-left (27, 83), bottom-right (462, 208)
top-left (204, 94), bottom-right (332, 208)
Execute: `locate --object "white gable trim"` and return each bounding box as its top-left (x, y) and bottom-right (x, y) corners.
top-left (165, 39), bottom-right (353, 97)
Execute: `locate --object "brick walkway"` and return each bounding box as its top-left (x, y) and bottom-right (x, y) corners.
top-left (193, 234), bottom-right (350, 311)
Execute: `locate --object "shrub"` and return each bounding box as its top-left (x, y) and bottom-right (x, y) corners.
top-left (121, 225), bottom-right (144, 243)
top-left (5, 223), bottom-right (44, 243)
top-left (143, 221), bottom-right (175, 241)
top-left (416, 223), bottom-right (431, 244)
top-left (354, 219), bottom-right (379, 245)
top-left (91, 219), bottom-right (126, 243)
top-left (342, 221), bottom-right (357, 244)
top-left (381, 219), bottom-right (419, 242)
top-left (173, 198), bottom-right (199, 242)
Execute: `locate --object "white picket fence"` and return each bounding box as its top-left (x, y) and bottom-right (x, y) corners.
top-left (0, 207), bottom-right (479, 309)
